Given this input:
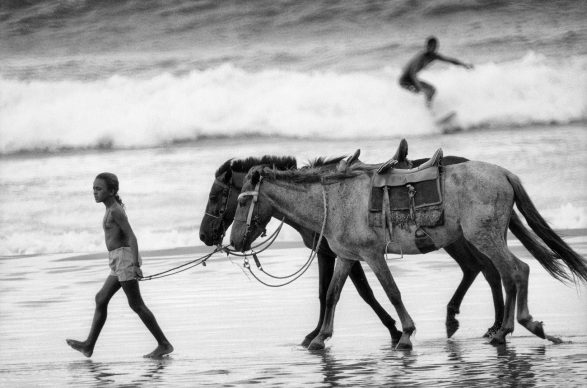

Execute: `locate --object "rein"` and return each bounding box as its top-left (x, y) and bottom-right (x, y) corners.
top-left (138, 246), bottom-right (222, 281)
top-left (140, 169), bottom-right (329, 284)
top-left (139, 218), bottom-right (287, 281)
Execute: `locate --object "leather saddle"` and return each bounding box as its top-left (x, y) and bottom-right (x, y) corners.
top-left (366, 139), bottom-right (445, 230)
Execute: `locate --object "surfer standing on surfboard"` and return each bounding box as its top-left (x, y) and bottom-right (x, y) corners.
top-left (399, 36), bottom-right (473, 107)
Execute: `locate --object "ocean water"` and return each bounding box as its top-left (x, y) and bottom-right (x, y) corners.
top-left (1, 0), bottom-right (586, 153)
top-left (1, 0), bottom-right (586, 256)
top-left (0, 126), bottom-right (586, 256)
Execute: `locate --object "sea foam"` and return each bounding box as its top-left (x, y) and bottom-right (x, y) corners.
top-left (1, 52), bottom-right (585, 154)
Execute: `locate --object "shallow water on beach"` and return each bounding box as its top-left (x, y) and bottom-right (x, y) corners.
top-left (1, 238), bottom-right (586, 387)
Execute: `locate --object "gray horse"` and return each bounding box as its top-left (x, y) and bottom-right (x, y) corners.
top-left (231, 159), bottom-right (587, 350)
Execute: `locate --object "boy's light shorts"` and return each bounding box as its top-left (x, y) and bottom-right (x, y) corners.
top-left (108, 247), bottom-right (142, 281)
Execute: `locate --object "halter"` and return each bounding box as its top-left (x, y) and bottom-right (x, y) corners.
top-left (236, 176), bottom-right (264, 240)
top-left (205, 177), bottom-right (233, 240)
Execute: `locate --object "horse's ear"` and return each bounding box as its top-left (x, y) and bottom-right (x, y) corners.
top-left (224, 168), bottom-right (232, 183)
top-left (252, 170), bottom-right (260, 185)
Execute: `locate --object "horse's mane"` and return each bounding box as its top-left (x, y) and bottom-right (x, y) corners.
top-left (223, 155), bottom-right (297, 175)
top-left (259, 163), bottom-right (369, 184)
top-left (217, 155), bottom-right (346, 178)
top-left (303, 155), bottom-right (346, 169)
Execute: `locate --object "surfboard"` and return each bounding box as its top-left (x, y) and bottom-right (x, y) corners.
top-left (434, 110), bottom-right (462, 134)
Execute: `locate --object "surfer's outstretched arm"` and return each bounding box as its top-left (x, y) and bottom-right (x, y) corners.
top-left (437, 54), bottom-right (474, 69)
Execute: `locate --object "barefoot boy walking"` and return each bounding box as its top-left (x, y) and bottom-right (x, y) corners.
top-left (66, 172), bottom-right (173, 358)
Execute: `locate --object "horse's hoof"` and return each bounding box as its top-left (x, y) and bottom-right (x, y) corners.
top-left (395, 341), bottom-right (413, 351)
top-left (483, 324), bottom-right (500, 339)
top-left (301, 337), bottom-right (313, 348)
top-left (523, 320), bottom-right (545, 339)
top-left (446, 317), bottom-right (459, 338)
top-left (308, 340), bottom-right (325, 351)
top-left (391, 336), bottom-right (402, 347)
top-left (395, 333), bottom-right (413, 350)
top-left (489, 332), bottom-right (507, 345)
top-left (545, 334), bottom-right (563, 344)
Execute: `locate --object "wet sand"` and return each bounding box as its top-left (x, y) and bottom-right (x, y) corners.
top-left (1, 234), bottom-right (586, 387)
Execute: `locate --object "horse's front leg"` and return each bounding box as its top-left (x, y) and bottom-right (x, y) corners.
top-left (348, 261), bottom-right (402, 345)
top-left (367, 255), bottom-right (415, 350)
top-left (307, 257), bottom-right (354, 351)
top-left (301, 253), bottom-right (334, 348)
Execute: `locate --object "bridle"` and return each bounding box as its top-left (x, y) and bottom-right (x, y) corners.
top-left (205, 177), bottom-right (233, 241)
top-left (236, 176), bottom-right (265, 244)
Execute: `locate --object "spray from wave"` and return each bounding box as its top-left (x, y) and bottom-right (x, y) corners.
top-left (1, 52), bottom-right (585, 154)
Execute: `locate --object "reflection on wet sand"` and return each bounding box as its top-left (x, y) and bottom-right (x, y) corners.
top-left (494, 344), bottom-right (537, 386)
top-left (68, 358), bottom-right (170, 386)
top-left (444, 340), bottom-right (540, 387)
top-left (310, 338), bottom-right (577, 387)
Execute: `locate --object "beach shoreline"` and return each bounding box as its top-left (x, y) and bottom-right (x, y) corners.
top-left (3, 227), bottom-right (584, 263)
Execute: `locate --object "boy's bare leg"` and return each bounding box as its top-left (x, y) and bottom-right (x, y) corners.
top-left (120, 280), bottom-right (174, 358)
top-left (66, 275), bottom-right (121, 357)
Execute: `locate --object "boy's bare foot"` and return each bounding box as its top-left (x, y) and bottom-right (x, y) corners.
top-left (143, 342), bottom-right (174, 359)
top-left (66, 339), bottom-right (93, 357)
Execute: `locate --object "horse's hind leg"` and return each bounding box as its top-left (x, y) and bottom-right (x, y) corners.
top-left (444, 241), bottom-right (481, 338)
top-left (463, 231), bottom-right (518, 344)
top-left (511, 253), bottom-right (563, 344)
top-left (308, 257), bottom-right (354, 351)
top-left (446, 239), bottom-right (504, 338)
top-left (367, 256), bottom-right (415, 350)
top-left (478, 255), bottom-right (504, 338)
top-left (474, 240), bottom-right (560, 344)
top-left (349, 262), bottom-right (403, 345)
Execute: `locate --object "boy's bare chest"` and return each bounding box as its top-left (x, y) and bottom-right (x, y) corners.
top-left (103, 212), bottom-right (118, 232)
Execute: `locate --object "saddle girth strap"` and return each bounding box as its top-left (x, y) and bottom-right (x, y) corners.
top-left (382, 186), bottom-right (394, 245)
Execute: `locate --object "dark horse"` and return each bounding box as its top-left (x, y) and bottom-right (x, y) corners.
top-left (200, 142), bottom-right (515, 346)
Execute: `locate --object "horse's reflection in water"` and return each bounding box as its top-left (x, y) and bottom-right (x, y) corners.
top-left (312, 345), bottom-right (416, 386)
top-left (69, 358), bottom-right (170, 386)
top-left (494, 344), bottom-right (540, 385)
top-left (312, 340), bottom-right (543, 387)
top-left (444, 339), bottom-right (539, 387)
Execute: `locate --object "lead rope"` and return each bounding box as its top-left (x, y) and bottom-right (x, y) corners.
top-left (241, 184), bottom-right (328, 287)
top-left (140, 214), bottom-right (286, 281)
top-left (138, 246), bottom-right (223, 281)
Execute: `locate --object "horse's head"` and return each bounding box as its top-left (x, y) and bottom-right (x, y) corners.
top-left (230, 166), bottom-right (273, 252)
top-left (202, 155), bottom-right (297, 248)
top-left (199, 161), bottom-right (242, 246)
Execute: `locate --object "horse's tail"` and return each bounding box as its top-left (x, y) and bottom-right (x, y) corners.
top-left (506, 172), bottom-right (587, 284)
